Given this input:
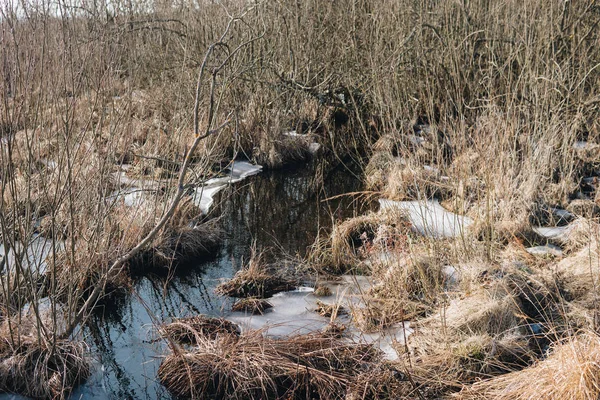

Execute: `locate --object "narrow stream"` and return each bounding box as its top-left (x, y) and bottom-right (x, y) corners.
top-left (15, 160), bottom-right (366, 400)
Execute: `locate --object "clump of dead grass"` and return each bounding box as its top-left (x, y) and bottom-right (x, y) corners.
top-left (351, 253), bottom-right (446, 331)
top-left (252, 133), bottom-right (314, 169)
top-left (0, 311), bottom-right (89, 400)
top-left (327, 209), bottom-right (412, 273)
top-left (402, 286), bottom-right (534, 395)
top-left (231, 298), bottom-right (273, 315)
top-left (0, 338), bottom-right (90, 399)
top-left (158, 329), bottom-right (400, 399)
top-left (145, 220), bottom-right (222, 273)
top-left (460, 331), bottom-right (600, 400)
top-left (314, 285), bottom-right (332, 297)
top-left (215, 250), bottom-right (295, 298)
top-left (398, 265), bottom-right (575, 397)
top-left (315, 300), bottom-right (345, 319)
top-left (161, 316), bottom-right (240, 344)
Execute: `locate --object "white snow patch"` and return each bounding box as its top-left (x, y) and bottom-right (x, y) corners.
top-left (407, 134), bottom-right (426, 146)
top-left (379, 199), bottom-right (473, 238)
top-left (0, 236), bottom-right (61, 276)
top-left (40, 158), bottom-right (57, 169)
top-left (442, 265), bottom-right (460, 285)
top-left (308, 142), bottom-right (321, 154)
top-left (526, 244), bottom-right (563, 257)
top-left (574, 141), bottom-right (592, 150)
top-left (533, 226), bottom-right (568, 240)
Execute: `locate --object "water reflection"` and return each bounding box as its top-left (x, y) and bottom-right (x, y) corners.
top-left (3, 160), bottom-right (367, 400)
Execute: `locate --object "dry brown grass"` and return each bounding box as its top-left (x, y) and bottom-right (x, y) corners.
top-left (231, 298), bottom-right (273, 315)
top-left (326, 209), bottom-right (412, 273)
top-left (161, 316), bottom-right (240, 344)
top-left (2, 0), bottom-right (600, 397)
top-left (158, 329), bottom-right (401, 400)
top-left (400, 287), bottom-right (534, 396)
top-left (0, 338), bottom-right (89, 399)
top-left (0, 305), bottom-right (90, 399)
top-left (215, 249), bottom-right (295, 298)
top-left (460, 331), bottom-right (600, 400)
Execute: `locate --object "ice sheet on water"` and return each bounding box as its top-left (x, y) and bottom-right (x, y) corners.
top-left (228, 160), bottom-right (263, 181)
top-left (226, 277), bottom-right (410, 361)
top-left (192, 161), bottom-right (263, 214)
top-left (379, 199), bottom-right (473, 238)
top-left (110, 161), bottom-right (262, 214)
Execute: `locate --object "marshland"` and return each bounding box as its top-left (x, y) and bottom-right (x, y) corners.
top-left (1, 0), bottom-right (600, 399)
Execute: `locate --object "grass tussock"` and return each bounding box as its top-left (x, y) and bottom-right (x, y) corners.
top-left (161, 316), bottom-right (241, 345)
top-left (325, 209), bottom-right (412, 273)
top-left (215, 250), bottom-right (295, 298)
top-left (158, 329), bottom-right (405, 400)
top-left (315, 300), bottom-right (346, 319)
top-left (313, 285), bottom-right (332, 297)
top-left (461, 331), bottom-right (600, 400)
top-left (231, 298), bottom-right (273, 315)
top-left (402, 287), bottom-right (534, 395)
top-left (352, 254), bottom-right (447, 331)
top-left (0, 339), bottom-right (90, 399)
top-left (0, 309), bottom-right (89, 399)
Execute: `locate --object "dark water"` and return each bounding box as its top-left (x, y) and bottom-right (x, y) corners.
top-left (2, 161), bottom-right (365, 400)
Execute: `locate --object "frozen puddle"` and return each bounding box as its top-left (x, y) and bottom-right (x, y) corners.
top-left (192, 161), bottom-right (262, 214)
top-left (379, 199), bottom-right (473, 238)
top-left (226, 276), bottom-right (410, 361)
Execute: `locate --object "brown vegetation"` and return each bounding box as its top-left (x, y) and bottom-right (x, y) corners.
top-left (231, 298), bottom-right (273, 315)
top-left (2, 0), bottom-right (600, 397)
top-left (158, 329), bottom-right (405, 399)
top-left (161, 316), bottom-right (241, 344)
top-left (215, 249), bottom-right (295, 298)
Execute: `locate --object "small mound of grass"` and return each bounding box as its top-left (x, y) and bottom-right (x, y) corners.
top-left (215, 250), bottom-right (295, 298)
top-left (231, 298), bottom-right (273, 315)
top-left (315, 300), bottom-right (346, 318)
top-left (0, 338), bottom-right (90, 399)
top-left (161, 316), bottom-right (240, 344)
top-left (158, 330), bottom-right (399, 399)
top-left (149, 221), bottom-right (222, 270)
top-left (327, 209), bottom-right (412, 273)
top-left (462, 331), bottom-right (600, 400)
top-left (314, 285), bottom-right (332, 297)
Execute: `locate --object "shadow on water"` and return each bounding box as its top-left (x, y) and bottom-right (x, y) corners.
top-left (0, 160), bottom-right (368, 400)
